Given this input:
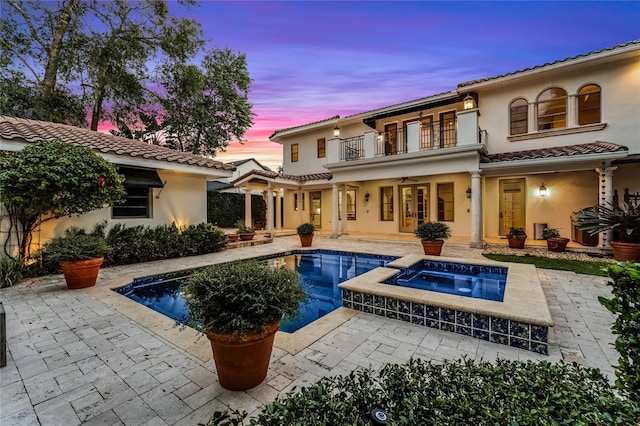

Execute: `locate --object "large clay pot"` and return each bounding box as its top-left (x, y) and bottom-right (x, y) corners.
top-left (206, 321), bottom-right (279, 391)
top-left (227, 234), bottom-right (239, 243)
top-left (239, 233), bottom-right (255, 241)
top-left (59, 257), bottom-right (104, 289)
top-left (421, 240), bottom-right (445, 256)
top-left (507, 236), bottom-right (526, 249)
top-left (546, 237), bottom-right (570, 253)
top-left (610, 241), bottom-right (640, 262)
top-left (299, 234), bottom-right (314, 247)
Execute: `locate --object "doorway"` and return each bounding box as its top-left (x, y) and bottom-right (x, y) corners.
top-left (310, 191), bottom-right (321, 229)
top-left (499, 178), bottom-right (525, 236)
top-left (399, 184), bottom-right (430, 233)
top-left (384, 123), bottom-right (398, 155)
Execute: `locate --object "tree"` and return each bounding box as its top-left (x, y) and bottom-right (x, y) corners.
top-left (0, 140), bottom-right (125, 260)
top-left (158, 48), bottom-right (254, 155)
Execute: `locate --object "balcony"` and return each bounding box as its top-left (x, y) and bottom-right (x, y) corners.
top-left (327, 109), bottom-right (481, 165)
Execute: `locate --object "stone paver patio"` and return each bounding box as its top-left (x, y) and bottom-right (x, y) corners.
top-left (0, 236), bottom-right (619, 425)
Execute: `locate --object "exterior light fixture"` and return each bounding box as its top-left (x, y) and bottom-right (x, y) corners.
top-left (364, 192), bottom-right (370, 203)
top-left (466, 186), bottom-right (472, 199)
top-left (539, 182), bottom-right (547, 197)
top-left (463, 94), bottom-right (476, 110)
top-left (333, 125), bottom-right (340, 138)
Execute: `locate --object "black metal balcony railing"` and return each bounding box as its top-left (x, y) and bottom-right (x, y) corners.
top-left (375, 127), bottom-right (408, 157)
top-left (340, 136), bottom-right (364, 161)
top-left (420, 119), bottom-right (457, 150)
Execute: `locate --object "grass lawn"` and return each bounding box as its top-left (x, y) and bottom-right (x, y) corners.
top-left (482, 254), bottom-right (611, 276)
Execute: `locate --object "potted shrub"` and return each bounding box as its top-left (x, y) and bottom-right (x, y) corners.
top-left (542, 228), bottom-right (570, 252)
top-left (507, 227), bottom-right (527, 249)
top-left (415, 222), bottom-right (451, 256)
top-left (297, 223), bottom-right (315, 247)
top-left (576, 202), bottom-right (640, 261)
top-left (235, 220), bottom-right (255, 241)
top-left (183, 260), bottom-right (305, 391)
top-left (43, 228), bottom-right (111, 289)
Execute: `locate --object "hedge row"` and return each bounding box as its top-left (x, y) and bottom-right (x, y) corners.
top-left (207, 191), bottom-right (267, 228)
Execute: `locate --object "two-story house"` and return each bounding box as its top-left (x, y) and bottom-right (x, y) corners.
top-left (235, 40), bottom-right (640, 248)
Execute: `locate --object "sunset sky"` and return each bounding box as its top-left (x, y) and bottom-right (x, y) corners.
top-left (177, 1), bottom-right (640, 170)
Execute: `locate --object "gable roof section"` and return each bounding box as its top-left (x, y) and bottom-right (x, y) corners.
top-left (459, 39), bottom-right (640, 88)
top-left (0, 115), bottom-right (235, 172)
top-left (270, 115), bottom-right (340, 139)
top-left (233, 169), bottom-right (332, 185)
top-left (480, 141), bottom-right (628, 164)
top-left (230, 158), bottom-right (272, 171)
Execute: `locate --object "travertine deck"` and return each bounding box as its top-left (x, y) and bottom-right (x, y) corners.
top-left (0, 236), bottom-right (619, 425)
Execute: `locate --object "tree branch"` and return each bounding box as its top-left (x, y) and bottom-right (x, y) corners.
top-left (7, 0), bottom-right (46, 50)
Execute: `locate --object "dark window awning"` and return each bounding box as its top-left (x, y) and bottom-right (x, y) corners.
top-left (118, 167), bottom-right (165, 188)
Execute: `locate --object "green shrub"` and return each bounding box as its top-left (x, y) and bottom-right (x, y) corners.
top-left (183, 260), bottom-right (305, 336)
top-left (207, 191), bottom-right (266, 228)
top-left (296, 223), bottom-right (314, 236)
top-left (542, 227), bottom-right (561, 239)
top-left (600, 263), bottom-right (640, 401)
top-left (42, 227), bottom-right (111, 262)
top-left (208, 358), bottom-right (640, 425)
top-left (415, 221), bottom-right (451, 241)
top-left (0, 256), bottom-right (23, 288)
top-left (181, 223), bottom-right (226, 255)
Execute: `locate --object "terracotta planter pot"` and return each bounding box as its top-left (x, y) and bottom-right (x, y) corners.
top-left (299, 234), bottom-right (314, 247)
top-left (206, 321), bottom-right (279, 391)
top-left (507, 236), bottom-right (526, 249)
top-left (239, 233), bottom-right (255, 241)
top-left (610, 241), bottom-right (640, 262)
top-left (421, 240), bottom-right (445, 256)
top-left (546, 237), bottom-right (570, 253)
top-left (59, 257), bottom-right (104, 289)
top-left (227, 234), bottom-right (239, 243)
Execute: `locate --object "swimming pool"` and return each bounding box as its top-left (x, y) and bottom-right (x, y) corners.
top-left (114, 250), bottom-right (397, 333)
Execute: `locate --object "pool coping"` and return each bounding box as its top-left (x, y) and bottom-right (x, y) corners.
top-left (338, 254), bottom-right (553, 327)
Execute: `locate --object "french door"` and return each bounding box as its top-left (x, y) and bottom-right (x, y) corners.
top-left (310, 191), bottom-right (321, 229)
top-left (499, 178), bottom-right (525, 236)
top-left (399, 184), bottom-right (430, 233)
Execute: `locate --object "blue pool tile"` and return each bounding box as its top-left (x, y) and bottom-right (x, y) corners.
top-left (411, 303), bottom-right (425, 317)
top-left (374, 307), bottom-right (385, 317)
top-left (473, 329), bottom-right (490, 341)
top-left (456, 325), bottom-right (472, 336)
top-left (441, 308), bottom-right (456, 323)
top-left (473, 314), bottom-right (489, 330)
top-left (385, 298), bottom-right (398, 311)
top-left (353, 292), bottom-right (362, 304)
top-left (352, 303), bottom-right (363, 311)
top-left (398, 313), bottom-right (411, 322)
top-left (363, 293), bottom-right (373, 305)
top-left (363, 305), bottom-right (373, 314)
top-left (343, 300), bottom-right (353, 309)
top-left (531, 342), bottom-right (549, 355)
top-left (490, 333), bottom-right (509, 345)
top-left (426, 319), bottom-right (440, 329)
top-left (510, 321), bottom-right (530, 339)
top-left (456, 311), bottom-right (472, 327)
top-left (411, 316), bottom-right (426, 326)
top-left (398, 300), bottom-right (411, 314)
top-left (386, 310), bottom-right (398, 320)
top-left (441, 322), bottom-right (455, 332)
top-left (491, 317), bottom-right (509, 334)
top-left (425, 305), bottom-right (440, 320)
top-left (531, 325), bottom-right (548, 343)
top-left (342, 289), bottom-right (353, 301)
top-left (509, 337), bottom-right (529, 350)
top-left (374, 295), bottom-right (386, 309)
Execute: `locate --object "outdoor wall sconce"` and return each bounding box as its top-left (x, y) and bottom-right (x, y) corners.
top-left (333, 125), bottom-right (340, 138)
top-left (465, 186), bottom-right (472, 199)
top-left (364, 192), bottom-right (370, 203)
top-left (539, 182), bottom-right (547, 197)
top-left (463, 94), bottom-right (476, 110)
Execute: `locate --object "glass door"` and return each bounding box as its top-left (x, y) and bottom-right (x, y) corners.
top-left (310, 191), bottom-right (321, 229)
top-left (499, 178), bottom-right (525, 236)
top-left (399, 184), bottom-right (429, 233)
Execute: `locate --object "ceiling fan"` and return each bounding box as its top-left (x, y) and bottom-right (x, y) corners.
top-left (392, 176), bottom-right (418, 183)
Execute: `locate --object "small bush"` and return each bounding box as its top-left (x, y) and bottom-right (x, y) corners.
top-left (207, 192), bottom-right (266, 228)
top-left (208, 358), bottom-right (640, 425)
top-left (415, 221), bottom-right (451, 241)
top-left (296, 223), bottom-right (314, 236)
top-left (181, 223), bottom-right (226, 255)
top-left (0, 256), bottom-right (23, 288)
top-left (600, 262), bottom-right (640, 401)
top-left (542, 227), bottom-right (561, 239)
top-left (508, 226), bottom-right (527, 238)
top-left (43, 227), bottom-right (111, 262)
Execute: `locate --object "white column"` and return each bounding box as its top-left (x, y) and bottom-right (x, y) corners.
top-left (275, 188), bottom-right (282, 229)
top-left (297, 189), bottom-right (303, 226)
top-left (266, 184), bottom-right (274, 237)
top-left (244, 184), bottom-right (252, 228)
top-left (597, 166), bottom-right (617, 249)
top-left (331, 183), bottom-right (339, 238)
top-left (470, 171), bottom-right (483, 248)
top-left (341, 186), bottom-right (348, 235)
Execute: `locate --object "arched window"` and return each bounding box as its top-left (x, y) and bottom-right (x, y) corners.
top-left (537, 87), bottom-right (567, 130)
top-left (509, 98), bottom-right (528, 135)
top-left (578, 84), bottom-right (601, 125)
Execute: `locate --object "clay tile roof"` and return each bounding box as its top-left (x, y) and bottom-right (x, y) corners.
top-left (233, 169), bottom-right (333, 184)
top-left (0, 115), bottom-right (235, 171)
top-left (459, 40), bottom-right (640, 88)
top-left (480, 141), bottom-right (628, 163)
top-left (269, 115), bottom-right (340, 138)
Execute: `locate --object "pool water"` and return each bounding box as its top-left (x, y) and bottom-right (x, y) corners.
top-left (115, 250), bottom-right (397, 333)
top-left (386, 260), bottom-right (507, 302)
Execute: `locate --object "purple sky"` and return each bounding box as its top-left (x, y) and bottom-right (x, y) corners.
top-left (178, 1), bottom-right (640, 169)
